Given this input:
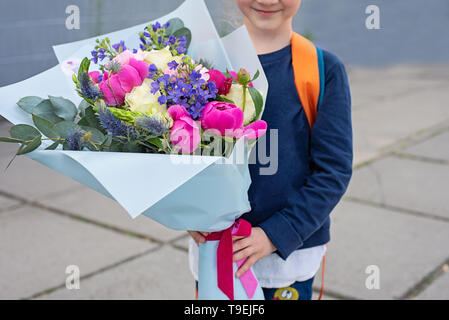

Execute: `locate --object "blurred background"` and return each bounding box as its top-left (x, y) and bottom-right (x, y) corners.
top-left (0, 0), bottom-right (448, 300)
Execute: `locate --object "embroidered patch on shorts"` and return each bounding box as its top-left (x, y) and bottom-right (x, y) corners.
top-left (273, 286), bottom-right (300, 300)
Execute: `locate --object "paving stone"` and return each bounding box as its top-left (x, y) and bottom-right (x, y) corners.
top-left (0, 194), bottom-right (21, 211)
top-left (37, 246), bottom-right (194, 300)
top-left (312, 200), bottom-right (449, 299)
top-left (172, 235), bottom-right (190, 250)
top-left (0, 153), bottom-right (83, 201)
top-left (401, 131), bottom-right (449, 162)
top-left (0, 120), bottom-right (18, 158)
top-left (415, 270), bottom-right (449, 300)
top-left (37, 187), bottom-right (185, 243)
top-left (347, 156), bottom-right (449, 219)
top-left (351, 87), bottom-right (449, 165)
top-left (0, 206), bottom-right (156, 299)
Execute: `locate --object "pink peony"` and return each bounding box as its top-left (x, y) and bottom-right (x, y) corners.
top-left (167, 105), bottom-right (201, 154)
top-left (99, 58), bottom-right (149, 106)
top-left (88, 71), bottom-right (102, 84)
top-left (200, 101), bottom-right (267, 139)
top-left (207, 69), bottom-right (233, 95)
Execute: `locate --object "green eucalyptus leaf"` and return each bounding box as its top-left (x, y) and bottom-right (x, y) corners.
top-left (32, 114), bottom-right (60, 139)
top-left (45, 141), bottom-right (60, 150)
top-left (16, 135), bottom-right (42, 155)
top-left (32, 99), bottom-right (64, 123)
top-left (79, 126), bottom-right (105, 144)
top-left (49, 96), bottom-right (77, 121)
top-left (17, 96), bottom-right (44, 114)
top-left (78, 99), bottom-right (91, 117)
top-left (165, 18), bottom-right (184, 35)
top-left (10, 124), bottom-right (41, 141)
top-left (55, 121), bottom-right (79, 139)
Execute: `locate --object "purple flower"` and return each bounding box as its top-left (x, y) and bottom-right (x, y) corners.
top-left (167, 60), bottom-right (179, 70)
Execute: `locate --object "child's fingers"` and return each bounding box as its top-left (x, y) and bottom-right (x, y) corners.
top-left (233, 246), bottom-right (253, 262)
top-left (232, 237), bottom-right (250, 253)
top-left (188, 231), bottom-right (206, 244)
top-left (236, 255), bottom-right (257, 278)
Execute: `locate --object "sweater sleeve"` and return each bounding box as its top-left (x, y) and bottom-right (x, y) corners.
top-left (258, 54), bottom-right (353, 260)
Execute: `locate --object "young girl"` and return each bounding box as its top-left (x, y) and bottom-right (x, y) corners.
top-left (189, 0), bottom-right (353, 300)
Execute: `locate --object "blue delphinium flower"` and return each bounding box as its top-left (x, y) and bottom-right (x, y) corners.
top-left (79, 72), bottom-right (102, 100)
top-left (152, 66), bottom-right (218, 120)
top-left (148, 64), bottom-right (158, 77)
top-left (167, 60), bottom-right (179, 70)
top-left (98, 105), bottom-right (137, 141)
top-left (112, 40), bottom-right (126, 52)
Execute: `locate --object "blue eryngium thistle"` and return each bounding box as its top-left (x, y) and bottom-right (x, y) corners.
top-left (66, 127), bottom-right (92, 151)
top-left (134, 114), bottom-right (171, 137)
top-left (79, 72), bottom-right (102, 100)
top-left (98, 105), bottom-right (137, 141)
top-left (106, 61), bottom-right (122, 74)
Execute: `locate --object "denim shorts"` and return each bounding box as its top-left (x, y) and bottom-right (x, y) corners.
top-left (262, 277), bottom-right (315, 300)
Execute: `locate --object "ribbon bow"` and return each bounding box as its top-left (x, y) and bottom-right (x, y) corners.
top-left (205, 219), bottom-right (258, 300)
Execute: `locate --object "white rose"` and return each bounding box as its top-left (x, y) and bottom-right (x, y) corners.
top-left (139, 46), bottom-right (177, 70)
top-left (125, 79), bottom-right (166, 114)
top-left (224, 84), bottom-right (257, 125)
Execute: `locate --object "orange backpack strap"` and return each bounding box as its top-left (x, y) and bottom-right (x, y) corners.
top-left (291, 32), bottom-right (324, 130)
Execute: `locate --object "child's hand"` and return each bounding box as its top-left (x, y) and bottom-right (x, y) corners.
top-left (188, 231), bottom-right (210, 245)
top-left (232, 227), bottom-right (276, 278)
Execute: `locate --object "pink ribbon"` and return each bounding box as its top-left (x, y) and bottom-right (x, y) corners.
top-left (205, 219), bottom-right (258, 300)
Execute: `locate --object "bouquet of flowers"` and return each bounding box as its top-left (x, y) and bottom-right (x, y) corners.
top-left (0, 0), bottom-right (268, 300)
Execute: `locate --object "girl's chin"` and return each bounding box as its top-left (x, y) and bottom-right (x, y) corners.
top-left (251, 19), bottom-right (285, 32)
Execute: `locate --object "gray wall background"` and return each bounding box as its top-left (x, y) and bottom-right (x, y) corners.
top-left (1, 0), bottom-right (448, 87)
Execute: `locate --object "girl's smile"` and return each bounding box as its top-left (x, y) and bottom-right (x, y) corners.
top-left (252, 7), bottom-right (282, 17)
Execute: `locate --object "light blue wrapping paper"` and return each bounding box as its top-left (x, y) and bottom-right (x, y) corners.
top-left (0, 0), bottom-right (268, 300)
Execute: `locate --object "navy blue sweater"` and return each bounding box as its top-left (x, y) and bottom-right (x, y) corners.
top-left (241, 44), bottom-right (353, 260)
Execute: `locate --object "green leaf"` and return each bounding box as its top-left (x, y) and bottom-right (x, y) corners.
top-left (173, 27), bottom-right (192, 51)
top-left (32, 114), bottom-right (60, 139)
top-left (83, 106), bottom-right (107, 134)
top-left (79, 126), bottom-right (105, 144)
top-left (146, 137), bottom-right (163, 150)
top-left (165, 18), bottom-right (184, 35)
top-left (16, 135), bottom-right (42, 155)
top-left (32, 99), bottom-right (64, 124)
top-left (248, 86), bottom-right (264, 121)
top-left (10, 124), bottom-right (41, 141)
top-left (251, 70), bottom-right (260, 82)
top-left (0, 137), bottom-right (24, 143)
top-left (215, 95), bottom-right (235, 104)
top-left (78, 57), bottom-right (91, 80)
top-left (49, 96), bottom-right (77, 121)
top-left (78, 99), bottom-right (91, 117)
top-left (17, 96), bottom-right (43, 114)
top-left (55, 121), bottom-right (79, 139)
top-left (45, 141), bottom-right (60, 150)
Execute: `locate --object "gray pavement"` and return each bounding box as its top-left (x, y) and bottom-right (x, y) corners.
top-left (1, 63), bottom-right (449, 300)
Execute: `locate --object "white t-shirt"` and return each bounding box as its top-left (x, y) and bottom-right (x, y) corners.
top-left (188, 237), bottom-right (326, 288)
